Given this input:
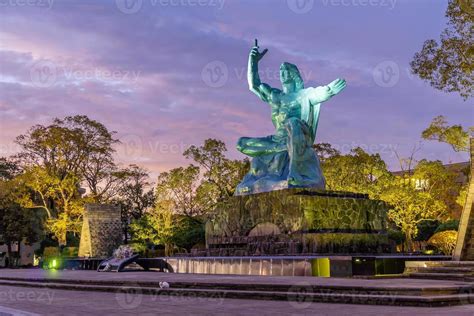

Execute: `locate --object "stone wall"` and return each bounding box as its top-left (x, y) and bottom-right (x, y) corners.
top-left (205, 189), bottom-right (389, 255)
top-left (78, 204), bottom-right (122, 258)
top-left (206, 189), bottom-right (387, 238)
top-left (454, 138), bottom-right (474, 260)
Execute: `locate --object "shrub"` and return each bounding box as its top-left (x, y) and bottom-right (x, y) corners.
top-left (427, 230), bottom-right (457, 255)
top-left (173, 216), bottom-right (205, 251)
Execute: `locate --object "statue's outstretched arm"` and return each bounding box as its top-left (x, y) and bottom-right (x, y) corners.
top-left (248, 40), bottom-right (275, 103)
top-left (308, 78), bottom-right (346, 104)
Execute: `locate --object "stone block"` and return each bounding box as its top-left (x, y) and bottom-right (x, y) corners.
top-left (78, 204), bottom-right (122, 258)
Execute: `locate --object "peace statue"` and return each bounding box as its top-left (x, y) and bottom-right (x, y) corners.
top-left (235, 40), bottom-right (346, 195)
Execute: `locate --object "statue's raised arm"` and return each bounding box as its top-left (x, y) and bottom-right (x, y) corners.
top-left (248, 39), bottom-right (276, 103)
top-left (308, 78), bottom-right (346, 105)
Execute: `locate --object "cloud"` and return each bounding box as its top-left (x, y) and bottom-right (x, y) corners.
top-left (0, 0), bottom-right (471, 178)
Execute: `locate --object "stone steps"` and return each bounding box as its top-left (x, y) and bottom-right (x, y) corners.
top-left (408, 272), bottom-right (471, 282)
top-left (406, 261), bottom-right (474, 282)
top-left (0, 277), bottom-right (473, 307)
top-left (414, 267), bottom-right (474, 273)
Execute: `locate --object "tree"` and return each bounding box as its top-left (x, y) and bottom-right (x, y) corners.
top-left (113, 165), bottom-right (155, 243)
top-left (129, 200), bottom-right (176, 256)
top-left (322, 147), bottom-right (393, 199)
top-left (15, 166), bottom-right (83, 245)
top-left (0, 173), bottom-right (41, 267)
top-left (422, 115), bottom-right (473, 152)
top-left (313, 143), bottom-right (341, 163)
top-left (15, 115), bottom-right (119, 192)
top-left (410, 0), bottom-right (473, 100)
top-left (12, 115), bottom-right (120, 245)
top-left (413, 159), bottom-right (462, 216)
top-left (381, 183), bottom-right (446, 252)
top-left (0, 157), bottom-right (19, 180)
top-left (184, 139), bottom-right (249, 200)
top-left (155, 165), bottom-right (212, 219)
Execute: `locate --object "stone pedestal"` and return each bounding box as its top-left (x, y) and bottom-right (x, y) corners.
top-left (454, 138), bottom-right (474, 260)
top-left (205, 189), bottom-right (390, 255)
top-left (78, 204), bottom-right (122, 258)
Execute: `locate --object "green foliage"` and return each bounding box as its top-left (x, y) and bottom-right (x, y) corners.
top-left (427, 230), bottom-right (458, 255)
top-left (129, 200), bottom-right (176, 256)
top-left (410, 1), bottom-right (473, 100)
top-left (413, 159), bottom-right (462, 213)
top-left (0, 158), bottom-right (19, 180)
top-left (0, 174), bottom-right (42, 266)
top-left (113, 165), bottom-right (155, 242)
top-left (9, 115), bottom-right (155, 247)
top-left (156, 165), bottom-right (209, 217)
top-left (322, 147), bottom-right (393, 199)
top-left (184, 138), bottom-right (250, 200)
top-left (435, 219), bottom-right (460, 233)
top-left (15, 115), bottom-right (118, 181)
top-left (313, 142), bottom-right (340, 163)
top-left (422, 116), bottom-right (472, 152)
top-left (387, 229), bottom-right (405, 245)
top-left (15, 166), bottom-right (84, 245)
top-left (172, 216), bottom-right (205, 250)
top-left (381, 181), bottom-right (446, 251)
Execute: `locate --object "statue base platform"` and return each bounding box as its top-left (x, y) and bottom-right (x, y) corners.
top-left (205, 189), bottom-right (392, 256)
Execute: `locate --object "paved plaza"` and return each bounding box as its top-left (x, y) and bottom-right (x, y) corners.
top-left (0, 285), bottom-right (473, 316)
top-left (0, 269), bottom-right (473, 315)
top-left (0, 268), bottom-right (470, 289)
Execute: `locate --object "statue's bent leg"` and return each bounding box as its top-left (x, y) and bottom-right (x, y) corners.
top-left (285, 117), bottom-right (325, 188)
top-left (237, 136), bottom-right (286, 157)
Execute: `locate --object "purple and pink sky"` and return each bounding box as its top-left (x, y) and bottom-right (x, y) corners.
top-left (0, 0), bottom-right (472, 177)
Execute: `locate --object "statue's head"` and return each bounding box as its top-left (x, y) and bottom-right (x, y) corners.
top-left (280, 62), bottom-right (304, 92)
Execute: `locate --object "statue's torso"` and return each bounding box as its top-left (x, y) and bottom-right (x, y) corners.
top-left (270, 90), bottom-right (307, 139)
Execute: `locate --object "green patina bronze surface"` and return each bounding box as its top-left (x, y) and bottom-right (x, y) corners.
top-left (235, 39), bottom-right (346, 195)
top-left (206, 188), bottom-right (387, 240)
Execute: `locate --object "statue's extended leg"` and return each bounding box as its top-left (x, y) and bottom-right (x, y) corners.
top-left (285, 117), bottom-right (325, 188)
